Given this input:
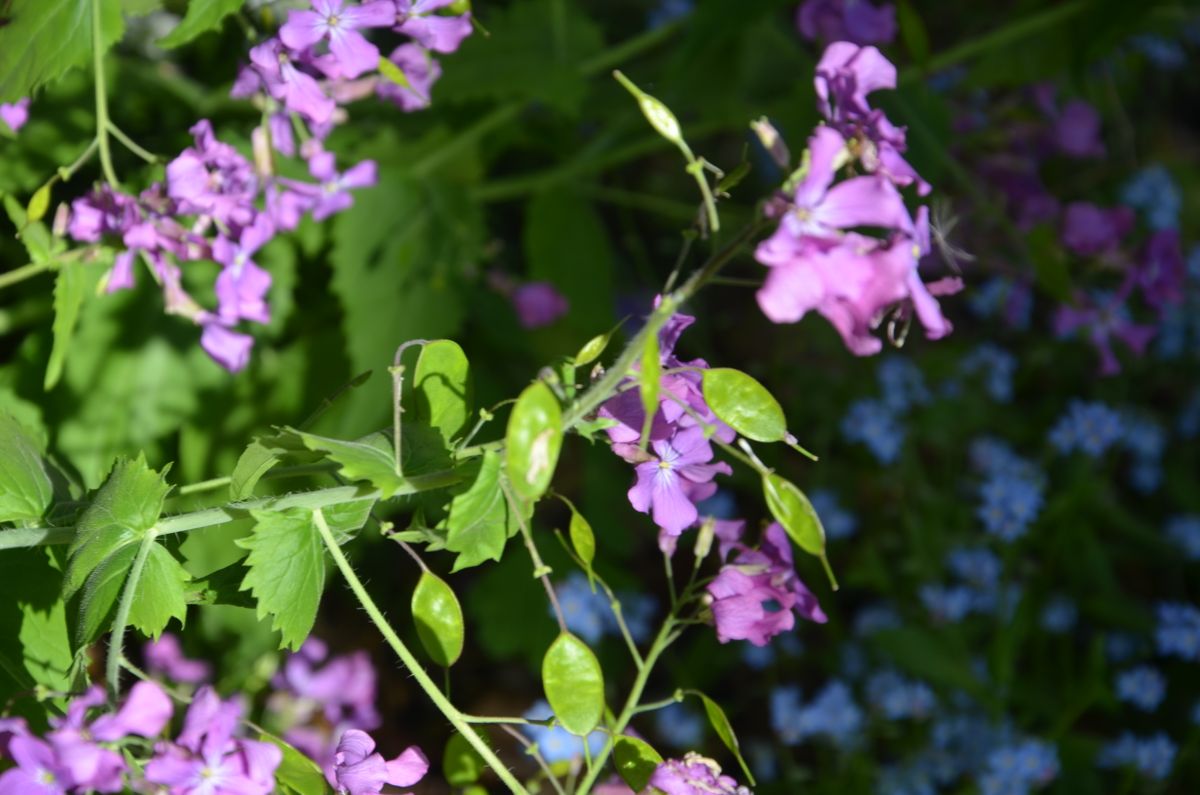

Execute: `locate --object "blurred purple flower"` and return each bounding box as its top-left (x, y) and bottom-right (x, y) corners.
top-left (1060, 202), bottom-right (1134, 257)
top-left (628, 427), bottom-right (732, 538)
top-left (512, 282), bottom-right (569, 328)
top-left (144, 633), bottom-right (213, 684)
top-left (0, 98), bottom-right (29, 132)
top-left (393, 0), bottom-right (474, 54)
top-left (649, 753), bottom-right (751, 795)
top-left (281, 0), bottom-right (395, 79)
top-left (797, 0), bottom-right (896, 45)
top-left (377, 44), bottom-right (442, 111)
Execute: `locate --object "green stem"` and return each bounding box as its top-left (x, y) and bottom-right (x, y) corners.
top-left (577, 18), bottom-right (681, 77)
top-left (312, 509), bottom-right (530, 795)
top-left (574, 618), bottom-right (678, 795)
top-left (58, 139), bottom-right (100, 182)
top-left (1, 471), bottom-right (463, 551)
top-left (91, 0), bottom-right (119, 188)
top-left (0, 261), bottom-right (55, 290)
top-left (174, 462), bottom-right (339, 496)
top-left (107, 122), bottom-right (157, 164)
top-left (503, 482), bottom-right (567, 632)
top-left (106, 532), bottom-right (156, 696)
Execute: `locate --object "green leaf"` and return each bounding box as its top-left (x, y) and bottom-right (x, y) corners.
top-left (158, 0), bottom-right (245, 48)
top-left (638, 333), bottom-right (661, 446)
top-left (542, 632), bottom-right (604, 736)
top-left (445, 451), bottom-right (517, 571)
top-left (411, 571), bottom-right (464, 667)
top-left (25, 184), bottom-right (50, 224)
top-left (64, 455), bottom-right (170, 600)
top-left (229, 439), bottom-right (287, 500)
top-left (762, 473), bottom-right (829, 563)
top-left (567, 508), bottom-right (596, 585)
top-left (0, 548), bottom-right (74, 704)
top-left (574, 330), bottom-right (612, 368)
top-left (689, 690), bottom-right (755, 786)
top-left (185, 560), bottom-right (256, 608)
top-left (126, 544), bottom-right (190, 639)
top-left (437, 0), bottom-right (604, 115)
top-left (613, 735), bottom-right (663, 793)
top-left (1028, 223), bottom-right (1072, 301)
top-left (444, 731), bottom-right (488, 787)
top-left (701, 368), bottom-right (787, 443)
top-left (286, 429), bottom-right (426, 498)
top-left (0, 412), bottom-right (53, 524)
top-left (0, 0), bottom-right (129, 103)
top-left (897, 0), bottom-right (930, 65)
top-left (236, 504), bottom-right (370, 650)
top-left (504, 381), bottom-right (562, 502)
top-left (260, 729), bottom-right (333, 795)
top-left (45, 263), bottom-right (89, 390)
top-left (413, 340), bottom-right (471, 445)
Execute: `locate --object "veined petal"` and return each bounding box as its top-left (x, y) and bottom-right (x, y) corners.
top-left (343, 0), bottom-right (397, 28)
top-left (328, 28), bottom-right (381, 79)
top-left (280, 10), bottom-right (329, 51)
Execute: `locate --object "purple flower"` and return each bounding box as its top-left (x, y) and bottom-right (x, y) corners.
top-left (88, 681), bottom-right (174, 742)
top-left (0, 734), bottom-right (75, 794)
top-left (144, 633), bottom-right (213, 684)
top-left (512, 282), bottom-right (569, 328)
top-left (1053, 99), bottom-right (1105, 158)
top-left (248, 40), bottom-right (337, 124)
top-left (376, 44), bottom-right (442, 111)
top-left (1136, 229), bottom-right (1186, 311)
top-left (213, 213), bottom-right (276, 325)
top-left (281, 0), bottom-right (395, 79)
top-left (1054, 287), bottom-right (1155, 376)
top-left (627, 427), bottom-right (732, 538)
top-left (144, 687), bottom-right (281, 795)
top-left (393, 0), bottom-right (474, 54)
top-left (286, 149), bottom-right (377, 221)
top-left (167, 120), bottom-right (258, 228)
top-left (201, 322), bottom-right (255, 372)
top-left (0, 98), bottom-right (30, 132)
top-left (648, 753), bottom-right (752, 795)
top-left (707, 523), bottom-right (827, 646)
top-left (1059, 202), bottom-right (1134, 257)
top-left (331, 730), bottom-right (428, 795)
top-left (797, 1), bottom-right (896, 46)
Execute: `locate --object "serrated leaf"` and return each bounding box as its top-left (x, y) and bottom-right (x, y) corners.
top-left (287, 429), bottom-right (407, 497)
top-left (444, 731), bottom-right (488, 787)
top-left (505, 381), bottom-right (562, 501)
top-left (445, 451), bottom-right (514, 571)
top-left (229, 440), bottom-right (285, 500)
top-left (77, 542), bottom-right (137, 646)
top-left (45, 263), bottom-right (88, 390)
top-left (613, 735), bottom-right (663, 792)
top-left (64, 455), bottom-right (170, 599)
top-left (688, 690), bottom-right (755, 786)
top-left (236, 504), bottom-right (370, 650)
top-left (412, 572), bottom-right (464, 667)
top-left (542, 632), bottom-right (604, 736)
top-left (0, 412), bottom-right (53, 524)
top-left (701, 368), bottom-right (787, 443)
top-left (413, 339), bottom-right (471, 444)
top-left (158, 0), bottom-right (246, 48)
top-left (260, 729), bottom-right (333, 795)
top-left (126, 544), bottom-right (189, 639)
top-left (0, 0), bottom-right (129, 103)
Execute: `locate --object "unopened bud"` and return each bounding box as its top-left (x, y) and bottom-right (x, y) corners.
top-left (693, 517), bottom-right (715, 561)
top-left (750, 116), bottom-right (790, 169)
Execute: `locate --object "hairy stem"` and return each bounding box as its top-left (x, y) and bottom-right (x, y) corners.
top-left (313, 509), bottom-right (530, 795)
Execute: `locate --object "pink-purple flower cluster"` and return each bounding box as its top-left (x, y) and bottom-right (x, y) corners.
top-left (63, 0), bottom-right (471, 372)
top-left (706, 521), bottom-right (827, 647)
top-left (598, 310), bottom-right (734, 548)
top-left (0, 98), bottom-right (29, 133)
top-left (755, 42), bottom-right (959, 356)
top-left (648, 752), bottom-right (753, 795)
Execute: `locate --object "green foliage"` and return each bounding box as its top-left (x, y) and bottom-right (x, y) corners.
top-left (762, 472), bottom-right (834, 588)
top-left (443, 731), bottom-right (488, 787)
top-left (412, 339), bottom-right (472, 446)
top-left (260, 729), bottom-right (334, 795)
top-left (689, 690), bottom-right (755, 786)
top-left (437, 0), bottom-right (605, 115)
top-left (567, 507), bottom-right (596, 585)
top-left (542, 632), bottom-right (604, 736)
top-left (126, 543), bottom-right (190, 638)
top-left (445, 450), bottom-right (519, 571)
top-left (411, 571), bottom-right (465, 667)
top-left (158, 0), bottom-right (246, 49)
top-left (45, 262), bottom-right (90, 390)
top-left (504, 381), bottom-right (563, 502)
top-left (0, 412), bottom-right (53, 523)
top-left (0, 548), bottom-right (74, 705)
top-left (613, 735), bottom-right (663, 792)
top-left (701, 368), bottom-right (788, 443)
top-left (236, 503), bottom-right (372, 650)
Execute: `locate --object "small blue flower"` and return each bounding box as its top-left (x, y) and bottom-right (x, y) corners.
top-left (878, 762), bottom-right (938, 795)
top-left (977, 471), bottom-right (1044, 541)
top-left (877, 357), bottom-right (931, 413)
top-left (1155, 602), bottom-right (1200, 661)
top-left (959, 344), bottom-right (1018, 402)
top-left (615, 590), bottom-right (657, 644)
top-left (1097, 732), bottom-right (1176, 780)
top-left (554, 572), bottom-right (609, 644)
top-left (771, 681), bottom-right (862, 749)
top-left (947, 547), bottom-right (1001, 589)
top-left (1165, 515), bottom-right (1200, 560)
top-left (647, 0), bottom-right (693, 29)
top-left (1105, 633), bottom-right (1141, 664)
top-left (968, 278), bottom-right (1010, 318)
top-left (741, 642), bottom-right (775, 671)
top-left (1120, 164), bottom-right (1182, 229)
top-left (854, 604), bottom-right (900, 636)
top-left (920, 584), bottom-right (975, 623)
top-left (841, 399), bottom-right (905, 464)
top-left (1131, 35), bottom-right (1188, 70)
top-left (653, 702), bottom-right (705, 750)
top-left (866, 671), bottom-right (937, 720)
top-left (1049, 401), bottom-right (1124, 458)
top-left (1115, 666), bottom-right (1166, 711)
top-left (808, 488), bottom-right (858, 540)
top-left (968, 438), bottom-right (1038, 479)
top-left (1040, 597), bottom-right (1077, 633)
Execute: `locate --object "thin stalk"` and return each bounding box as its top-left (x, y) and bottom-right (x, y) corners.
top-left (91, 0), bottom-right (119, 187)
top-left (631, 692), bottom-right (684, 715)
top-left (58, 138), bottom-right (100, 182)
top-left (503, 483), bottom-right (567, 632)
top-left (107, 122), bottom-right (157, 163)
top-left (312, 509), bottom-right (530, 795)
top-left (574, 618), bottom-right (678, 795)
top-left (174, 462), bottom-right (339, 496)
top-left (552, 528), bottom-right (644, 668)
top-left (106, 533), bottom-right (156, 696)
top-left (0, 261), bottom-right (56, 290)
top-left (498, 724), bottom-right (568, 795)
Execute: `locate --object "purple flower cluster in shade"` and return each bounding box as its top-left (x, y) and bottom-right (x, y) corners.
top-left (0, 682), bottom-right (172, 794)
top-left (648, 753), bottom-right (752, 795)
top-left (143, 687), bottom-right (281, 794)
top-left (266, 637), bottom-right (381, 780)
top-left (795, 0), bottom-right (896, 46)
top-left (63, 0), bottom-right (471, 373)
top-left (144, 633), bottom-right (213, 684)
top-left (0, 98), bottom-right (29, 133)
top-left (754, 42), bottom-right (960, 356)
top-left (706, 522), bottom-right (827, 647)
top-left (599, 310), bottom-right (734, 546)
